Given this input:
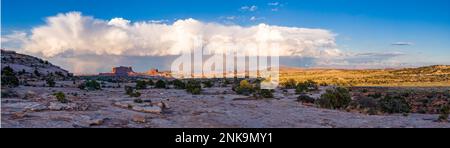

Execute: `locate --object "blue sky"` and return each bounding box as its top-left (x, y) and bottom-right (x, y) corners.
top-left (1, 0), bottom-right (450, 72)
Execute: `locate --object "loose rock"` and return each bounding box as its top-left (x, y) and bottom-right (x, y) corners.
top-left (132, 106), bottom-right (162, 114)
top-left (132, 115), bottom-right (146, 123)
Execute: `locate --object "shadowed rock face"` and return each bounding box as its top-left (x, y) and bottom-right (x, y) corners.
top-left (1, 49), bottom-right (71, 79)
top-left (112, 66), bottom-right (134, 76)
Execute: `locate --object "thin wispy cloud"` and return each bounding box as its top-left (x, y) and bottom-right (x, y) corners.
top-left (240, 5), bottom-right (258, 12)
top-left (0, 31), bottom-right (29, 51)
top-left (268, 2), bottom-right (280, 6)
top-left (1, 31), bottom-right (28, 44)
top-left (249, 16), bottom-right (264, 21)
top-left (313, 51), bottom-right (408, 69)
top-left (225, 16), bottom-right (236, 20)
top-left (354, 52), bottom-right (406, 57)
top-left (268, 2), bottom-right (284, 12)
top-left (391, 42), bottom-right (414, 46)
top-left (148, 19), bottom-right (169, 24)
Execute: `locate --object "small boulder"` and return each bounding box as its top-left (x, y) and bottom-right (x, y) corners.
top-left (24, 103), bottom-right (47, 112)
top-left (114, 101), bottom-right (134, 108)
top-left (132, 115), bottom-right (146, 123)
top-left (22, 91), bottom-right (37, 100)
top-left (155, 101), bottom-right (170, 109)
top-left (88, 118), bottom-right (104, 126)
top-left (12, 112), bottom-right (27, 119)
top-left (132, 106), bottom-right (162, 114)
top-left (73, 116), bottom-right (104, 127)
top-left (48, 102), bottom-right (64, 110)
top-left (48, 102), bottom-right (76, 111)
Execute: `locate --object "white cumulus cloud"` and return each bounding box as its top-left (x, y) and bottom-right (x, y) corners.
top-left (10, 11), bottom-right (340, 58)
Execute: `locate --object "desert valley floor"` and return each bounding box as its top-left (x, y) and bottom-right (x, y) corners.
top-left (2, 82), bottom-right (449, 128)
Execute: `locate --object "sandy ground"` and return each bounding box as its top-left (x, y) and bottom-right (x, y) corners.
top-left (1, 83), bottom-right (450, 128)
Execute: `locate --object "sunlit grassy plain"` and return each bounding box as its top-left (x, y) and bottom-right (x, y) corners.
top-left (279, 65), bottom-right (450, 87)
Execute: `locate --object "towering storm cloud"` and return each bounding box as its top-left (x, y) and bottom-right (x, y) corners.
top-left (2, 12), bottom-right (413, 74)
top-left (21, 12), bottom-right (340, 58)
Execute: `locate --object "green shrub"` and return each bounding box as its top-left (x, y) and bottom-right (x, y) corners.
top-left (295, 83), bottom-right (308, 94)
top-left (367, 108), bottom-right (378, 115)
top-left (378, 95), bottom-right (411, 114)
top-left (222, 79), bottom-right (231, 86)
top-left (356, 97), bottom-right (378, 109)
top-left (129, 91), bottom-right (141, 97)
top-left (79, 80), bottom-right (101, 91)
top-left (295, 80), bottom-right (318, 94)
top-left (54, 92), bottom-right (68, 103)
top-left (233, 80), bottom-right (254, 95)
top-left (319, 82), bottom-right (328, 86)
top-left (125, 86), bottom-right (134, 95)
top-left (2, 66), bottom-right (14, 75)
top-left (89, 80), bottom-right (101, 90)
top-left (202, 80), bottom-right (214, 88)
top-left (281, 79), bottom-right (297, 89)
top-left (304, 80), bottom-right (319, 90)
top-left (349, 97), bottom-right (378, 114)
top-left (155, 80), bottom-right (166, 89)
top-left (55, 71), bottom-right (65, 77)
top-left (77, 84), bottom-right (85, 90)
top-left (368, 93), bottom-right (382, 99)
top-left (240, 80), bottom-right (253, 88)
top-left (438, 104), bottom-right (449, 122)
top-left (361, 89), bottom-right (368, 93)
top-left (256, 89), bottom-right (274, 99)
top-left (1, 74), bottom-right (19, 87)
top-left (1, 66), bottom-right (19, 87)
top-left (134, 98), bottom-right (144, 104)
top-left (135, 80), bottom-right (147, 90)
top-left (189, 87), bottom-right (201, 95)
top-left (186, 80), bottom-right (202, 95)
top-left (33, 69), bottom-right (41, 77)
top-left (1, 89), bottom-right (18, 98)
top-left (18, 69), bottom-right (26, 75)
top-left (297, 94), bottom-right (315, 104)
top-left (147, 80), bottom-right (154, 86)
top-left (46, 78), bottom-right (56, 87)
top-left (317, 87), bottom-right (352, 109)
top-left (172, 79), bottom-right (186, 89)
top-left (124, 86), bottom-right (141, 97)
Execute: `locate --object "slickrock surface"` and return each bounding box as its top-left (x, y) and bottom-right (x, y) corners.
top-left (2, 85), bottom-right (449, 128)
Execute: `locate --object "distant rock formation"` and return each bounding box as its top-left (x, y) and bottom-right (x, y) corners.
top-left (99, 66), bottom-right (139, 76)
top-left (113, 66), bottom-right (134, 76)
top-left (99, 66), bottom-right (169, 77)
top-left (147, 68), bottom-right (159, 76)
top-left (1, 49), bottom-right (72, 80)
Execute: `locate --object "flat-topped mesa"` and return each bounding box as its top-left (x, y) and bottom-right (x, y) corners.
top-left (99, 66), bottom-right (166, 77)
top-left (113, 66), bottom-right (134, 76)
top-left (99, 66), bottom-right (135, 76)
